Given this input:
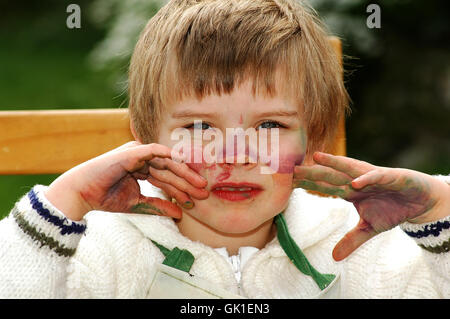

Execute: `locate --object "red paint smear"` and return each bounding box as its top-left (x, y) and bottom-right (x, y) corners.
top-left (216, 164), bottom-right (233, 181)
top-left (183, 145), bottom-right (217, 173)
top-left (182, 142), bottom-right (304, 176)
top-left (268, 153), bottom-right (305, 174)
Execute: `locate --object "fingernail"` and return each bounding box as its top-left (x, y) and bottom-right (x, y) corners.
top-left (171, 151), bottom-right (186, 163)
top-left (182, 201), bottom-right (194, 209)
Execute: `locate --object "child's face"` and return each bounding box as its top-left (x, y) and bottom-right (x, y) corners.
top-left (157, 79), bottom-right (306, 234)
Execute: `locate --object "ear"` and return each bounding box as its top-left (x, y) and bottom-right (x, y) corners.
top-left (130, 121), bottom-right (143, 143)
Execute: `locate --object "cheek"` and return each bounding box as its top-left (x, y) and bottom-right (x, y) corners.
top-left (268, 131), bottom-right (307, 174)
top-left (171, 133), bottom-right (305, 177)
top-left (270, 173), bottom-right (294, 207)
top-left (177, 142), bottom-right (237, 181)
top-left (275, 152), bottom-right (305, 174)
top-left (181, 144), bottom-right (217, 177)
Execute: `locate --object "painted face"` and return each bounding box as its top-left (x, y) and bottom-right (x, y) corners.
top-left (157, 79), bottom-right (307, 234)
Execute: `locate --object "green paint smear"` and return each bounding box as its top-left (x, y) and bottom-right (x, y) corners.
top-left (131, 203), bottom-right (166, 216)
top-left (295, 180), bottom-right (347, 197)
top-left (182, 201), bottom-right (194, 209)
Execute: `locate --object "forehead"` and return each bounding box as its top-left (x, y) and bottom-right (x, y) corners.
top-left (166, 75), bottom-right (301, 118)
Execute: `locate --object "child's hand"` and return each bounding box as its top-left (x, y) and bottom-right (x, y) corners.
top-left (293, 152), bottom-right (450, 261)
top-left (44, 141), bottom-right (208, 221)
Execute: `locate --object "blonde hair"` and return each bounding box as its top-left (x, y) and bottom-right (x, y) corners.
top-left (128, 0), bottom-right (350, 157)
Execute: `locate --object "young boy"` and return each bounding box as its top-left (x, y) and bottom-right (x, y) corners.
top-left (1, 0), bottom-right (449, 298)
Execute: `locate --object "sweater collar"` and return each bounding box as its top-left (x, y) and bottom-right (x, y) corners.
top-left (282, 188), bottom-right (352, 250)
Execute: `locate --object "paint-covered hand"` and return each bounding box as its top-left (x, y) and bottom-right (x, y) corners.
top-left (293, 152), bottom-right (450, 261)
top-left (44, 141), bottom-right (208, 221)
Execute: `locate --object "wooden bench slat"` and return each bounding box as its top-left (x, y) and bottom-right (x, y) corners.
top-left (0, 109), bottom-right (133, 174)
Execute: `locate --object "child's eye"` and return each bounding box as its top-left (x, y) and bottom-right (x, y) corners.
top-left (257, 121), bottom-right (284, 129)
top-left (185, 122), bottom-right (213, 130)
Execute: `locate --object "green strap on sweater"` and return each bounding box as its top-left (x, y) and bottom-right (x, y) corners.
top-left (151, 213), bottom-right (335, 290)
top-left (151, 240), bottom-right (195, 273)
top-left (274, 214), bottom-right (335, 290)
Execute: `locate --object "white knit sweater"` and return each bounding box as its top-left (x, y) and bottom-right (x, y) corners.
top-left (0, 176), bottom-right (449, 298)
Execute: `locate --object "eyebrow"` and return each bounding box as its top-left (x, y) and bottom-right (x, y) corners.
top-left (171, 109), bottom-right (298, 119)
top-left (171, 110), bottom-right (220, 119)
top-left (257, 110), bottom-right (298, 118)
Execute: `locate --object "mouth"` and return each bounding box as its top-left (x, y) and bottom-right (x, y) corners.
top-left (210, 182), bottom-right (263, 202)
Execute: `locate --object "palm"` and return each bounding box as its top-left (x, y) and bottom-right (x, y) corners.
top-left (294, 152), bottom-right (438, 261)
top-left (71, 142), bottom-right (208, 218)
top-left (88, 171), bottom-right (143, 213)
top-left (77, 155), bottom-right (152, 214)
top-left (46, 141), bottom-right (209, 222)
top-left (345, 174), bottom-right (434, 233)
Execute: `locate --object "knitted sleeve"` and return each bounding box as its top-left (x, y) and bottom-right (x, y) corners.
top-left (399, 174), bottom-right (450, 296)
top-left (0, 185), bottom-right (86, 298)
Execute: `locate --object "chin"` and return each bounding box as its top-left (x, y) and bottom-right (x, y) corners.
top-left (192, 190), bottom-right (292, 234)
top-left (202, 206), bottom-right (275, 235)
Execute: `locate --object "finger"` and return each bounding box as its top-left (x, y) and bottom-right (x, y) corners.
top-left (103, 141), bottom-right (142, 156)
top-left (119, 143), bottom-right (184, 172)
top-left (294, 164), bottom-right (353, 186)
top-left (149, 157), bottom-right (208, 189)
top-left (293, 179), bottom-right (351, 198)
top-left (147, 176), bottom-right (194, 209)
top-left (332, 218), bottom-right (377, 261)
top-left (133, 143), bottom-right (185, 162)
top-left (113, 140), bottom-right (142, 151)
top-left (351, 169), bottom-right (385, 190)
top-left (352, 168), bottom-right (401, 192)
top-left (148, 166), bottom-right (209, 200)
top-left (313, 152), bottom-right (375, 178)
top-left (128, 195), bottom-right (182, 219)
top-left (131, 170), bottom-right (150, 180)
top-left (89, 141), bottom-right (142, 163)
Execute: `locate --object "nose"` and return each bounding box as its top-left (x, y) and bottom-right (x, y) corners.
top-left (219, 153), bottom-right (258, 170)
top-left (217, 135), bottom-right (258, 168)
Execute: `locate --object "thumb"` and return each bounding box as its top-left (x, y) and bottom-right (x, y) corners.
top-left (332, 218), bottom-right (377, 261)
top-left (128, 195), bottom-right (182, 219)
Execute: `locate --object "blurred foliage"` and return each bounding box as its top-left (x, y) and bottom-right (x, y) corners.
top-left (309, 0), bottom-right (450, 174)
top-left (87, 0), bottom-right (165, 93)
top-left (0, 0), bottom-right (119, 218)
top-left (0, 0), bottom-right (119, 109)
top-left (0, 0), bottom-right (449, 219)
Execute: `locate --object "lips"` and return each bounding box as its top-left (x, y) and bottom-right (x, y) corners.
top-left (210, 182), bottom-right (263, 201)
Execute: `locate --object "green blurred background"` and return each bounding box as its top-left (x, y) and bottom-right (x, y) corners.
top-left (0, 0), bottom-right (449, 219)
